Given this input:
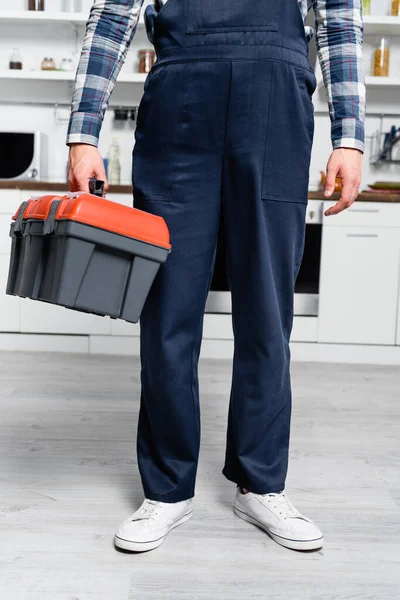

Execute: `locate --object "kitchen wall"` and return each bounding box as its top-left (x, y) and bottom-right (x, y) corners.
top-left (0, 0), bottom-right (399, 189)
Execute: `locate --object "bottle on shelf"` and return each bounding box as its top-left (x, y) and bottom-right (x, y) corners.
top-left (28, 0), bottom-right (45, 10)
top-left (391, 0), bottom-right (400, 16)
top-left (362, 0), bottom-right (371, 15)
top-left (108, 138), bottom-right (121, 186)
top-left (373, 37), bottom-right (390, 77)
top-left (9, 49), bottom-right (23, 70)
top-left (59, 57), bottom-right (74, 72)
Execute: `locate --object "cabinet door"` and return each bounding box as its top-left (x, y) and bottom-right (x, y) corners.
top-left (397, 297), bottom-right (400, 346)
top-left (0, 254), bottom-right (20, 332)
top-left (0, 190), bottom-right (21, 216)
top-left (318, 226), bottom-right (400, 345)
top-left (21, 299), bottom-right (111, 335)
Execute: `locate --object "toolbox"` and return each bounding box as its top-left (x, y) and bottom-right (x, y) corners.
top-left (6, 181), bottom-right (171, 323)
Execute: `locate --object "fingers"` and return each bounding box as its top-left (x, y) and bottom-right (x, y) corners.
top-left (323, 159), bottom-right (338, 199)
top-left (68, 168), bottom-right (109, 195)
top-left (95, 164), bottom-right (109, 196)
top-left (324, 197), bottom-right (352, 217)
top-left (67, 158), bottom-right (92, 193)
top-left (67, 144), bottom-right (109, 194)
top-left (324, 149), bottom-right (362, 217)
top-left (324, 176), bottom-right (354, 216)
top-left (68, 173), bottom-right (90, 193)
top-left (325, 172), bottom-right (361, 216)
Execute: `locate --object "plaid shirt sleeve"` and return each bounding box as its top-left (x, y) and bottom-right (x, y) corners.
top-left (66, 0), bottom-right (144, 147)
top-left (313, 0), bottom-right (366, 153)
top-left (68, 1), bottom-right (366, 152)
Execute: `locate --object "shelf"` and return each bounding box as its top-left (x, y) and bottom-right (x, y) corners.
top-left (365, 76), bottom-right (400, 87)
top-left (1, 10), bottom-right (397, 34)
top-left (318, 76), bottom-right (400, 89)
top-left (0, 9), bottom-right (145, 27)
top-left (0, 69), bottom-right (147, 84)
top-left (363, 15), bottom-right (400, 36)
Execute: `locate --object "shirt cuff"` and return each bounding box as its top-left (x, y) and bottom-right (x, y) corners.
top-left (331, 118), bottom-right (365, 154)
top-left (66, 112), bottom-right (103, 147)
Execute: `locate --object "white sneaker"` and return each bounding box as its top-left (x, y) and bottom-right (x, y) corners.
top-left (234, 488), bottom-right (323, 551)
top-left (114, 498), bottom-right (193, 552)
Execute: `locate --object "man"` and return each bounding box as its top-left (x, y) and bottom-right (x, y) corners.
top-left (67, 0), bottom-right (365, 553)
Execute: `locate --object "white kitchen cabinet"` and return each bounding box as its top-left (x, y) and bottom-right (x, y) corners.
top-left (0, 191), bottom-right (20, 332)
top-left (0, 254), bottom-right (20, 332)
top-left (110, 319), bottom-right (140, 336)
top-left (397, 299), bottom-right (400, 346)
top-left (0, 189), bottom-right (21, 215)
top-left (320, 201), bottom-right (400, 228)
top-left (0, 214), bottom-right (14, 254)
top-left (318, 225), bottom-right (400, 345)
top-left (20, 298), bottom-right (112, 335)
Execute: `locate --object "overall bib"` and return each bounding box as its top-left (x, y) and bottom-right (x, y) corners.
top-left (132, 0), bottom-right (317, 502)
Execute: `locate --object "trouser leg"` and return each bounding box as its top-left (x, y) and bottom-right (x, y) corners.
top-left (221, 60), bottom-right (311, 493)
top-left (222, 194), bottom-right (306, 493)
top-left (132, 61), bottom-right (231, 502)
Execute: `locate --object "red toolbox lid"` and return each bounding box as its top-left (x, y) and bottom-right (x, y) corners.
top-left (13, 195), bottom-right (62, 221)
top-left (13, 193), bottom-right (171, 250)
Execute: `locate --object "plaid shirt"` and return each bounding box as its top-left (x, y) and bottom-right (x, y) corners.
top-left (67, 0), bottom-right (365, 153)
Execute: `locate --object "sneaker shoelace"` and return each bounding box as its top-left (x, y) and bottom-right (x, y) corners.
top-left (131, 499), bottom-right (162, 522)
top-left (262, 492), bottom-right (307, 521)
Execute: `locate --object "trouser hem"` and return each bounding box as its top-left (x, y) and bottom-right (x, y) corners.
top-left (142, 472), bottom-right (197, 503)
top-left (143, 489), bottom-right (195, 503)
top-left (222, 466), bottom-right (285, 495)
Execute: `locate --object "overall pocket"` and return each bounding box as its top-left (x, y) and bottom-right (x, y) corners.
top-left (186, 0), bottom-right (278, 34)
top-left (133, 65), bottom-right (180, 203)
top-left (262, 63), bottom-right (316, 204)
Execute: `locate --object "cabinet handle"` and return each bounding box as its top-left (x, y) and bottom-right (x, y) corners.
top-left (348, 208), bottom-right (380, 213)
top-left (346, 233), bottom-right (379, 238)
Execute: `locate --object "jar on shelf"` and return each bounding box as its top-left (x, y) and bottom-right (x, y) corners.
top-left (138, 49), bottom-right (156, 74)
top-left (391, 0), bottom-right (400, 16)
top-left (9, 49), bottom-right (23, 70)
top-left (41, 57), bottom-right (56, 71)
top-left (362, 0), bottom-right (371, 15)
top-left (373, 38), bottom-right (390, 77)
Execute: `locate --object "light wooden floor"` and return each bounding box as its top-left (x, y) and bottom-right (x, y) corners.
top-left (1, 352), bottom-right (399, 600)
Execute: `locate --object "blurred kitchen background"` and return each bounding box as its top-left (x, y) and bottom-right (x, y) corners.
top-left (1, 0), bottom-right (400, 363)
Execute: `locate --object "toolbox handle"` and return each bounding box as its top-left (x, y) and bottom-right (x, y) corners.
top-left (89, 178), bottom-right (105, 198)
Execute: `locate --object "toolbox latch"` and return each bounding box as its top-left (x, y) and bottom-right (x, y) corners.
top-left (43, 200), bottom-right (63, 235)
top-left (13, 201), bottom-right (30, 236)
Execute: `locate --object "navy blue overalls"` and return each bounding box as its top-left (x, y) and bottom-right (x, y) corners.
top-left (132, 0), bottom-right (317, 502)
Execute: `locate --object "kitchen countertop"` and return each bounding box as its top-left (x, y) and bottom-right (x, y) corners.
top-left (308, 191), bottom-right (400, 203)
top-left (1, 181), bottom-right (400, 202)
top-left (0, 181), bottom-right (134, 195)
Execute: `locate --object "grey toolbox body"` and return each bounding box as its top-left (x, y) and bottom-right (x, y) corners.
top-left (6, 186), bottom-right (171, 323)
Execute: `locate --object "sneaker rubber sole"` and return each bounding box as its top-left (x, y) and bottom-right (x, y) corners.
top-left (114, 509), bottom-right (193, 552)
top-left (233, 505), bottom-right (324, 551)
